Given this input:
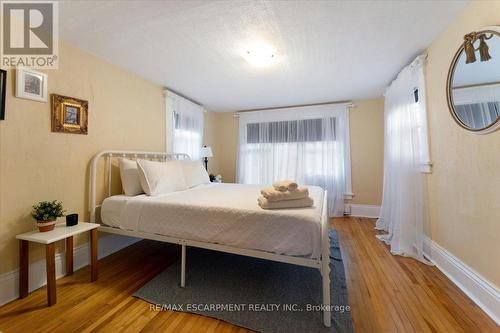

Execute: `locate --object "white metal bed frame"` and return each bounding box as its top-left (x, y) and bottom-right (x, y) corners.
top-left (89, 150), bottom-right (331, 327)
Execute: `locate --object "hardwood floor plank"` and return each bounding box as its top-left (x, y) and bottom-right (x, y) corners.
top-left (332, 217), bottom-right (498, 333)
top-left (0, 218), bottom-right (497, 333)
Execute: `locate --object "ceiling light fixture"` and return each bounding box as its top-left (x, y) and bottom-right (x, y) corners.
top-left (242, 44), bottom-right (277, 67)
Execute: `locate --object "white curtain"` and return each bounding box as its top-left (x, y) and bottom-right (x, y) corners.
top-left (452, 82), bottom-right (500, 105)
top-left (376, 55), bottom-right (432, 264)
top-left (455, 102), bottom-right (499, 129)
top-left (237, 104), bottom-right (351, 216)
top-left (452, 83), bottom-right (500, 129)
top-left (165, 91), bottom-right (204, 159)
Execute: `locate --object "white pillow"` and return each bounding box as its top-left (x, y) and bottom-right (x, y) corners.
top-left (118, 158), bottom-right (144, 196)
top-left (136, 159), bottom-right (187, 196)
top-left (182, 160), bottom-right (211, 188)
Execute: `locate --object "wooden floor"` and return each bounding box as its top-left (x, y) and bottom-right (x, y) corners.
top-left (0, 217), bottom-right (498, 333)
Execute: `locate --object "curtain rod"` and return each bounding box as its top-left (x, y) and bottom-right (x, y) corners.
top-left (163, 88), bottom-right (203, 107)
top-left (385, 53), bottom-right (428, 93)
top-left (233, 101), bottom-right (356, 117)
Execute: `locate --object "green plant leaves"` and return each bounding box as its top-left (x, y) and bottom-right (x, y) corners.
top-left (31, 200), bottom-right (65, 221)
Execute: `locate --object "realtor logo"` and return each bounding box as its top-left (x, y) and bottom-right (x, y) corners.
top-left (1, 1), bottom-right (59, 68)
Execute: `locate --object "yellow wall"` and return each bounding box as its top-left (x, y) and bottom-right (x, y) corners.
top-left (349, 98), bottom-right (385, 205)
top-left (425, 1), bottom-right (500, 286)
top-left (0, 42), bottom-right (165, 274)
top-left (203, 111), bottom-right (221, 177)
top-left (205, 98), bottom-right (385, 205)
top-left (203, 111), bottom-right (239, 183)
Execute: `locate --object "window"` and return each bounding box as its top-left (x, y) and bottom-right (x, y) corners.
top-left (246, 118), bottom-right (335, 143)
top-left (414, 85), bottom-right (432, 173)
top-left (385, 85), bottom-right (431, 173)
top-left (455, 102), bottom-right (499, 129)
top-left (376, 54), bottom-right (431, 262)
top-left (452, 82), bottom-right (500, 130)
top-left (173, 110), bottom-right (203, 159)
top-left (237, 104), bottom-right (352, 217)
top-left (165, 91), bottom-right (204, 159)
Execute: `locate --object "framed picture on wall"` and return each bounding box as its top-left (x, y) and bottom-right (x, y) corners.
top-left (51, 94), bottom-right (88, 135)
top-left (15, 67), bottom-right (48, 102)
top-left (0, 69), bottom-right (6, 120)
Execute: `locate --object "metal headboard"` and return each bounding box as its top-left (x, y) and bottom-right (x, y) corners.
top-left (89, 150), bottom-right (190, 223)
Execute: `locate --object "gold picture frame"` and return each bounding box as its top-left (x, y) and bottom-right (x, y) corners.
top-left (51, 94), bottom-right (88, 134)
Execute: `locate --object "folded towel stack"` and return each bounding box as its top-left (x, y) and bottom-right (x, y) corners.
top-left (272, 179), bottom-right (299, 192)
top-left (258, 180), bottom-right (314, 209)
top-left (261, 186), bottom-right (309, 202)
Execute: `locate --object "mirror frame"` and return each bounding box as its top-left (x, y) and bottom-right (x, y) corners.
top-left (446, 25), bottom-right (500, 134)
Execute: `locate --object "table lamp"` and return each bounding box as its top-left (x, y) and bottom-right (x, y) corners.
top-left (200, 146), bottom-right (213, 171)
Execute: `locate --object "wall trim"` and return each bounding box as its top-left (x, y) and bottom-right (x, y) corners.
top-left (0, 234), bottom-right (140, 307)
top-left (423, 236), bottom-right (500, 325)
top-left (347, 204), bottom-right (380, 218)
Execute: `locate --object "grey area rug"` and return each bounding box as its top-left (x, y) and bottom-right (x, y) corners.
top-left (134, 230), bottom-right (353, 333)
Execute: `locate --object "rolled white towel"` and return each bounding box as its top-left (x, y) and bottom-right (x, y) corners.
top-left (272, 180), bottom-right (298, 192)
top-left (258, 196), bottom-right (314, 209)
top-left (260, 187), bottom-right (309, 202)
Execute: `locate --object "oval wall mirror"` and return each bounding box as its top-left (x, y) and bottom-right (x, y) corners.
top-left (447, 26), bottom-right (500, 134)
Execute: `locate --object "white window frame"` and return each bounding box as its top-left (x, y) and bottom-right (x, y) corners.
top-left (164, 89), bottom-right (204, 159)
top-left (415, 55), bottom-right (432, 174)
top-left (237, 103), bottom-right (353, 199)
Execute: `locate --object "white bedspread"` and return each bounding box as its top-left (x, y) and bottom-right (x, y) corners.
top-left (101, 183), bottom-right (325, 258)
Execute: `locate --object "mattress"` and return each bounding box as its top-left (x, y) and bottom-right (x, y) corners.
top-left (101, 183), bottom-right (325, 258)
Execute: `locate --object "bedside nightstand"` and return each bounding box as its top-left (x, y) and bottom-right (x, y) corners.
top-left (16, 222), bottom-right (99, 306)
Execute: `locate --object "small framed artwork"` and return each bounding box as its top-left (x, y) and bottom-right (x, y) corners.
top-left (0, 69), bottom-right (6, 120)
top-left (51, 94), bottom-right (88, 135)
top-left (15, 68), bottom-right (48, 102)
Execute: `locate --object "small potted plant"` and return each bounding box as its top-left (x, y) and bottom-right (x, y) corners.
top-left (31, 200), bottom-right (65, 232)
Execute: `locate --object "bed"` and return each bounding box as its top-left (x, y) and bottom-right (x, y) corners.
top-left (90, 150), bottom-right (332, 327)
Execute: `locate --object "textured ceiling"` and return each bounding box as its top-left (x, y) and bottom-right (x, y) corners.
top-left (59, 0), bottom-right (468, 111)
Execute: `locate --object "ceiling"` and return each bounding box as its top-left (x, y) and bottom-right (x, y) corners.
top-left (59, 0), bottom-right (468, 112)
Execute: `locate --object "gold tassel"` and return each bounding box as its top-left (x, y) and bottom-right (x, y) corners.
top-left (478, 35), bottom-right (492, 62)
top-left (463, 33), bottom-right (477, 64)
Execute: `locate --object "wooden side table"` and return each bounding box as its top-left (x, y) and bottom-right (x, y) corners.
top-left (16, 222), bottom-right (99, 306)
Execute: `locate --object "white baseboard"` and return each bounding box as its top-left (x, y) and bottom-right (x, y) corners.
top-left (346, 204), bottom-right (380, 218)
top-left (0, 234), bottom-right (140, 307)
top-left (423, 237), bottom-right (500, 325)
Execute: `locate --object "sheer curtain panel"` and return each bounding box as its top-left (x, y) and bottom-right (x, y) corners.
top-left (376, 55), bottom-right (432, 264)
top-left (165, 91), bottom-right (204, 159)
top-left (237, 104), bottom-right (352, 216)
top-left (452, 84), bottom-right (500, 129)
